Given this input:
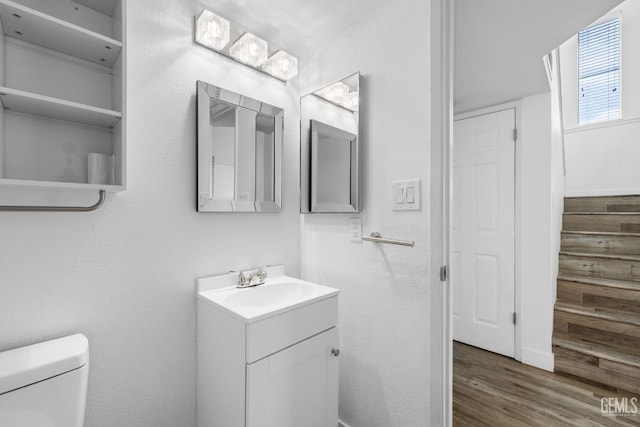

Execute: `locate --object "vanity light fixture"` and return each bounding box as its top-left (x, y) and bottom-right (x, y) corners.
top-left (316, 82), bottom-right (349, 103)
top-left (262, 51), bottom-right (298, 81)
top-left (344, 91), bottom-right (359, 111)
top-left (195, 10), bottom-right (230, 51)
top-left (194, 9), bottom-right (298, 82)
top-left (315, 82), bottom-right (358, 112)
top-left (229, 32), bottom-right (268, 67)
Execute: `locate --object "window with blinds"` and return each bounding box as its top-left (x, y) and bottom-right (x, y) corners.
top-left (578, 18), bottom-right (620, 124)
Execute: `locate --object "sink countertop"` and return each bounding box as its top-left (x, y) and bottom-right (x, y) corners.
top-left (197, 266), bottom-right (339, 323)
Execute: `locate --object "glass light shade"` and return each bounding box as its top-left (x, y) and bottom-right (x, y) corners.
top-left (344, 91), bottom-right (359, 111)
top-left (262, 51), bottom-right (298, 81)
top-left (229, 33), bottom-right (268, 67)
top-left (316, 82), bottom-right (350, 104)
top-left (195, 10), bottom-right (230, 51)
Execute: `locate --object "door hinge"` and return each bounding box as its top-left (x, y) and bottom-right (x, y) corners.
top-left (440, 265), bottom-right (447, 282)
top-left (513, 128), bottom-right (518, 142)
top-left (513, 312), bottom-right (517, 325)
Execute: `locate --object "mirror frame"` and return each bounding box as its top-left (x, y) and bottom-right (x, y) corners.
top-left (197, 81), bottom-right (283, 212)
top-left (300, 72), bottom-right (360, 213)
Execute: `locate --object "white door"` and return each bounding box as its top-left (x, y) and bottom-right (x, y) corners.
top-left (452, 108), bottom-right (516, 358)
top-left (246, 327), bottom-right (339, 427)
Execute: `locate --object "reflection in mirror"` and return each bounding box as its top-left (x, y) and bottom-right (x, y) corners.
top-left (300, 72), bottom-right (360, 213)
top-left (197, 81), bottom-right (282, 212)
top-left (210, 102), bottom-right (236, 200)
top-left (256, 114), bottom-right (276, 204)
top-left (311, 120), bottom-right (358, 212)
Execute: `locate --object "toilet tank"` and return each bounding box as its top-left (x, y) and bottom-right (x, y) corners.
top-left (0, 334), bottom-right (89, 427)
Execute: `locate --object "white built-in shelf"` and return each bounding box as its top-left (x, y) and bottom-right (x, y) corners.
top-left (0, 0), bottom-right (122, 67)
top-left (0, 0), bottom-right (126, 198)
top-left (0, 178), bottom-right (124, 193)
top-left (0, 86), bottom-right (121, 128)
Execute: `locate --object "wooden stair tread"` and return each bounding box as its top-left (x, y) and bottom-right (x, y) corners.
top-left (564, 212), bottom-right (640, 216)
top-left (557, 274), bottom-right (640, 292)
top-left (555, 302), bottom-right (640, 327)
top-left (561, 232), bottom-right (640, 257)
top-left (563, 213), bottom-right (640, 233)
top-left (562, 230), bottom-right (640, 237)
top-left (559, 250), bottom-right (640, 262)
top-left (565, 195), bottom-right (640, 200)
top-left (553, 335), bottom-right (640, 368)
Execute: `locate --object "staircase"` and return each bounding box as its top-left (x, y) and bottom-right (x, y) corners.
top-left (553, 195), bottom-right (640, 394)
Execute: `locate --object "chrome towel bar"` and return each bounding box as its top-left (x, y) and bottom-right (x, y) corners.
top-left (362, 231), bottom-right (415, 247)
top-left (0, 190), bottom-right (106, 212)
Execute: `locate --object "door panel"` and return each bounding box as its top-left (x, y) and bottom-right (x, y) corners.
top-left (452, 108), bottom-right (516, 357)
top-left (246, 328), bottom-right (339, 427)
top-left (474, 254), bottom-right (498, 324)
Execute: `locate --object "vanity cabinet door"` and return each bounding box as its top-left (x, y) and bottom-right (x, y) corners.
top-left (246, 327), bottom-right (339, 427)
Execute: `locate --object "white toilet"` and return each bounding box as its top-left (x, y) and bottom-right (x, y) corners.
top-left (0, 334), bottom-right (89, 427)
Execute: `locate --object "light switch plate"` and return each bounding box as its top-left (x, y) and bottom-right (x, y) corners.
top-left (392, 179), bottom-right (421, 211)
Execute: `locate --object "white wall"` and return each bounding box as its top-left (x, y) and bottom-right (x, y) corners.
top-left (518, 93), bottom-right (555, 371)
top-left (0, 1), bottom-right (301, 425)
top-left (560, 0), bottom-right (640, 196)
top-left (549, 48), bottom-right (566, 367)
top-left (299, 0), bottom-right (431, 425)
top-left (517, 50), bottom-right (568, 373)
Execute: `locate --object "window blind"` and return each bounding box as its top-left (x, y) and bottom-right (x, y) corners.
top-left (578, 18), bottom-right (620, 124)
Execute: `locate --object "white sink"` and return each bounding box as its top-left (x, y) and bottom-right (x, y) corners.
top-left (197, 266), bottom-right (339, 322)
top-left (223, 281), bottom-right (317, 309)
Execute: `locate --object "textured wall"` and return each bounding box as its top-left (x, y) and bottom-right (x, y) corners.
top-left (299, 0), bottom-right (431, 425)
top-left (0, 1), bottom-right (301, 425)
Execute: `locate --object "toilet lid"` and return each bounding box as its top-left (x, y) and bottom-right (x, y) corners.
top-left (0, 334), bottom-right (88, 395)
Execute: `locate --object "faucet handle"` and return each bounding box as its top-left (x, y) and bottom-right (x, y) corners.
top-left (237, 271), bottom-right (249, 286)
top-left (234, 267), bottom-right (267, 288)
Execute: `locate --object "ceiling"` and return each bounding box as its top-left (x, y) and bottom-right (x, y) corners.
top-left (455, 0), bottom-right (624, 114)
top-left (200, 0), bottom-right (394, 60)
top-left (79, 0), bottom-right (624, 113)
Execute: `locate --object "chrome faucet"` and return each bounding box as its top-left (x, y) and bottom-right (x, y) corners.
top-left (237, 268), bottom-right (267, 288)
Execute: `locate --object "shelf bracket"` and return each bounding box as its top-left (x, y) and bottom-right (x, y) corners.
top-left (0, 190), bottom-right (106, 212)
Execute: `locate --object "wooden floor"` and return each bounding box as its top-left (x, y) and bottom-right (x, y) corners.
top-left (453, 341), bottom-right (640, 426)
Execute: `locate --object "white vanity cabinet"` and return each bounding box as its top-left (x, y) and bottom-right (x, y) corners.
top-left (197, 267), bottom-right (340, 427)
top-left (0, 0), bottom-right (125, 193)
top-left (246, 327), bottom-right (338, 427)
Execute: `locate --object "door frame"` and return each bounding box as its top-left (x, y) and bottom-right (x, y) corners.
top-left (430, 0), bottom-right (453, 425)
top-left (453, 101), bottom-right (523, 362)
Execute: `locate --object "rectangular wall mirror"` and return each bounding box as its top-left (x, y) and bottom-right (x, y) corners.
top-left (197, 81), bottom-right (283, 212)
top-left (300, 72), bottom-right (360, 213)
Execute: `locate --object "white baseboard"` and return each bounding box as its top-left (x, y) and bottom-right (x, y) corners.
top-left (338, 420), bottom-right (351, 427)
top-left (521, 347), bottom-right (554, 372)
